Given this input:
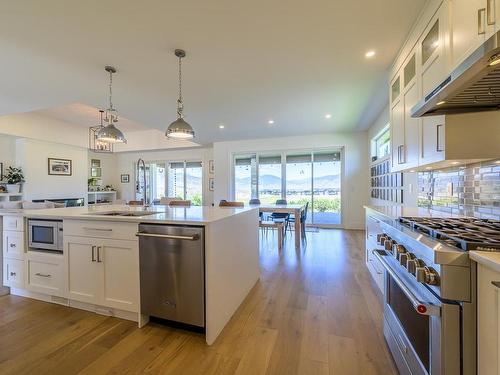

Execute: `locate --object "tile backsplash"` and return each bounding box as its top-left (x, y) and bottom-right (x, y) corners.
top-left (418, 159), bottom-right (500, 219)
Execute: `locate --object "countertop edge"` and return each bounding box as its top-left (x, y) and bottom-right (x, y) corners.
top-left (470, 251), bottom-right (500, 273)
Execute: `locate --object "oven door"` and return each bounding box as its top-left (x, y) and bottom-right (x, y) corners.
top-left (374, 250), bottom-right (461, 375)
top-left (28, 220), bottom-right (60, 251)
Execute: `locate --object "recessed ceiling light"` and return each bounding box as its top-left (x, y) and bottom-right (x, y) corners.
top-left (451, 161), bottom-right (460, 165)
top-left (489, 54), bottom-right (500, 66)
top-left (436, 101), bottom-right (446, 106)
top-left (218, 124), bottom-right (225, 129)
top-left (268, 120), bottom-right (275, 125)
top-left (495, 160), bottom-right (500, 164)
top-left (365, 50), bottom-right (376, 58)
top-left (325, 114), bottom-right (332, 119)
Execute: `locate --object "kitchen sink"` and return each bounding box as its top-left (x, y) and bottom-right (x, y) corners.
top-left (87, 211), bottom-right (158, 217)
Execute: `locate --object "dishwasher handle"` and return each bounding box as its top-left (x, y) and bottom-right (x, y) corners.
top-left (135, 232), bottom-right (199, 241)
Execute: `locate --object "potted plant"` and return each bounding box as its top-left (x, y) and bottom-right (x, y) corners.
top-left (4, 167), bottom-right (24, 194)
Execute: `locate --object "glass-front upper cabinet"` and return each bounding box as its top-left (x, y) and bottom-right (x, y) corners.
top-left (422, 19), bottom-right (439, 66)
top-left (391, 76), bottom-right (401, 103)
top-left (404, 53), bottom-right (416, 87)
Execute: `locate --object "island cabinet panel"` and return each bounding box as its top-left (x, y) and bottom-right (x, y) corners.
top-left (65, 235), bottom-right (139, 312)
top-left (67, 236), bottom-right (102, 305)
top-left (100, 239), bottom-right (139, 312)
top-left (3, 258), bottom-right (24, 288)
top-left (477, 263), bottom-right (500, 375)
top-left (3, 215), bottom-right (24, 232)
top-left (26, 252), bottom-right (66, 297)
top-left (3, 230), bottom-right (24, 260)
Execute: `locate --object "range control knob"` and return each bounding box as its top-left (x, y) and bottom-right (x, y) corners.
top-left (403, 253), bottom-right (416, 268)
top-left (407, 258), bottom-right (425, 275)
top-left (415, 266), bottom-right (440, 286)
top-left (378, 235), bottom-right (389, 246)
top-left (393, 244), bottom-right (406, 260)
top-left (376, 234), bottom-right (385, 243)
top-left (384, 239), bottom-right (395, 251)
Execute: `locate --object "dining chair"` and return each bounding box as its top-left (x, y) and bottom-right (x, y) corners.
top-left (249, 198), bottom-right (261, 205)
top-left (271, 199), bottom-right (290, 230)
top-left (169, 200), bottom-right (191, 207)
top-left (219, 201), bottom-right (244, 207)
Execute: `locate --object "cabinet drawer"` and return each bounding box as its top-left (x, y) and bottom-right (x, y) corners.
top-left (3, 215), bottom-right (24, 232)
top-left (26, 258), bottom-right (66, 297)
top-left (64, 220), bottom-right (138, 241)
top-left (3, 258), bottom-right (24, 288)
top-left (3, 230), bottom-right (25, 259)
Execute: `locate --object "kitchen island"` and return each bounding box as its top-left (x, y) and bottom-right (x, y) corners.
top-left (2, 205), bottom-right (260, 345)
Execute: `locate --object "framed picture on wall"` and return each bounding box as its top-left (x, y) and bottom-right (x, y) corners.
top-left (48, 158), bottom-right (72, 176)
top-left (121, 174), bottom-right (130, 183)
top-left (209, 160), bottom-right (215, 174)
top-left (209, 177), bottom-right (214, 191)
top-left (90, 167), bottom-right (101, 177)
top-left (91, 159), bottom-right (101, 168)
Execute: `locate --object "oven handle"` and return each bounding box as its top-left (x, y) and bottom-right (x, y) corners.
top-left (373, 250), bottom-right (441, 317)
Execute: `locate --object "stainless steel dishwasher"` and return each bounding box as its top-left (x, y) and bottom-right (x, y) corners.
top-left (137, 224), bottom-right (205, 328)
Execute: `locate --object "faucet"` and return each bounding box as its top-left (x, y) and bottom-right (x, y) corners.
top-left (136, 158), bottom-right (149, 207)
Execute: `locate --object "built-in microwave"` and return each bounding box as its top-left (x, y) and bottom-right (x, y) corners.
top-left (28, 219), bottom-right (63, 253)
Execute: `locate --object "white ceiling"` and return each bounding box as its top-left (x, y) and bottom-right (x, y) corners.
top-left (0, 0), bottom-right (426, 146)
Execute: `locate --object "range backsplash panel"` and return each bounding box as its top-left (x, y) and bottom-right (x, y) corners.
top-left (418, 159), bottom-right (500, 219)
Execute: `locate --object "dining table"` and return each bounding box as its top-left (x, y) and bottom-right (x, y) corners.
top-left (251, 203), bottom-right (306, 249)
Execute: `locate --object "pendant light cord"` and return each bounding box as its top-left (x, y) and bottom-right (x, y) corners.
top-left (109, 70), bottom-right (113, 111)
top-left (177, 55), bottom-right (184, 118)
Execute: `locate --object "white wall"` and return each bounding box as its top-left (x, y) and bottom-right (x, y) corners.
top-left (15, 138), bottom-right (88, 201)
top-left (0, 134), bottom-right (18, 176)
top-left (213, 133), bottom-right (368, 230)
top-left (115, 147), bottom-right (214, 205)
top-left (367, 105), bottom-right (418, 206)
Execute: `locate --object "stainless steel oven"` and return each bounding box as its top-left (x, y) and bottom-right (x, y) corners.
top-left (28, 219), bottom-right (63, 253)
top-left (374, 221), bottom-right (476, 375)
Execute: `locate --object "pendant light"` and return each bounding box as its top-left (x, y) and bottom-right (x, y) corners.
top-left (96, 66), bottom-right (127, 144)
top-left (166, 49), bottom-right (195, 140)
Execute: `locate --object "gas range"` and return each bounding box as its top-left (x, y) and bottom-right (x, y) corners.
top-left (399, 216), bottom-right (500, 252)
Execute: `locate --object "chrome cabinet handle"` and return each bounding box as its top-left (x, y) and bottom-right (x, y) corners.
top-left (479, 8), bottom-right (486, 35)
top-left (487, 0), bottom-right (496, 25)
top-left (491, 281), bottom-right (500, 288)
top-left (9, 243), bottom-right (16, 248)
top-left (35, 273), bottom-right (51, 278)
top-left (135, 232), bottom-right (199, 241)
top-left (97, 246), bottom-right (102, 263)
top-left (10, 272), bottom-right (16, 276)
top-left (83, 227), bottom-right (113, 232)
top-left (436, 124), bottom-right (444, 152)
top-left (91, 245), bottom-right (96, 262)
top-left (397, 145), bottom-right (405, 164)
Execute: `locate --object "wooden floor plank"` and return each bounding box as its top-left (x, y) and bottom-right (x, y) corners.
top-left (0, 229), bottom-right (397, 375)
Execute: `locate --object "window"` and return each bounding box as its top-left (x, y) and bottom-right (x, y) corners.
top-left (234, 154), bottom-right (257, 201)
top-left (422, 20), bottom-right (439, 66)
top-left (136, 160), bottom-right (203, 205)
top-left (258, 155), bottom-right (282, 204)
top-left (373, 126), bottom-right (390, 159)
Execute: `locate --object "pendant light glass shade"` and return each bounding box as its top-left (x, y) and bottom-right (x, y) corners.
top-left (166, 49), bottom-right (195, 140)
top-left (96, 66), bottom-right (127, 144)
top-left (96, 123), bottom-right (127, 143)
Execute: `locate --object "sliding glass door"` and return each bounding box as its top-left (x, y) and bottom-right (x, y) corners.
top-left (312, 151), bottom-right (341, 225)
top-left (232, 149), bottom-right (342, 227)
top-left (286, 154), bottom-right (313, 224)
top-left (185, 161), bottom-right (203, 205)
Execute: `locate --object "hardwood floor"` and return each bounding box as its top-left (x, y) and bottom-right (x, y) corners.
top-left (0, 229), bottom-right (398, 374)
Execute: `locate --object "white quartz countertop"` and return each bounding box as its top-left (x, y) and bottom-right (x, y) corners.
top-left (364, 204), bottom-right (468, 220)
top-left (20, 204), bottom-right (258, 225)
top-left (470, 251), bottom-right (500, 273)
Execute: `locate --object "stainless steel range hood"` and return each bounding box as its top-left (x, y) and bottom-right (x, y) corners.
top-left (412, 30), bottom-right (500, 117)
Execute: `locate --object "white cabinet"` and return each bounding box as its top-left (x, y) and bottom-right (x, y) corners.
top-left (3, 215), bottom-right (24, 232)
top-left (449, 0), bottom-right (500, 70)
top-left (390, 52), bottom-right (421, 172)
top-left (3, 258), bottom-right (24, 288)
top-left (365, 212), bottom-right (384, 292)
top-left (3, 230), bottom-right (24, 260)
top-left (66, 235), bottom-right (139, 312)
top-left (26, 253), bottom-right (66, 297)
top-left (477, 263), bottom-right (500, 375)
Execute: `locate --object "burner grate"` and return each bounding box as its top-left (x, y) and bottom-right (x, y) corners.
top-left (399, 217), bottom-right (500, 251)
